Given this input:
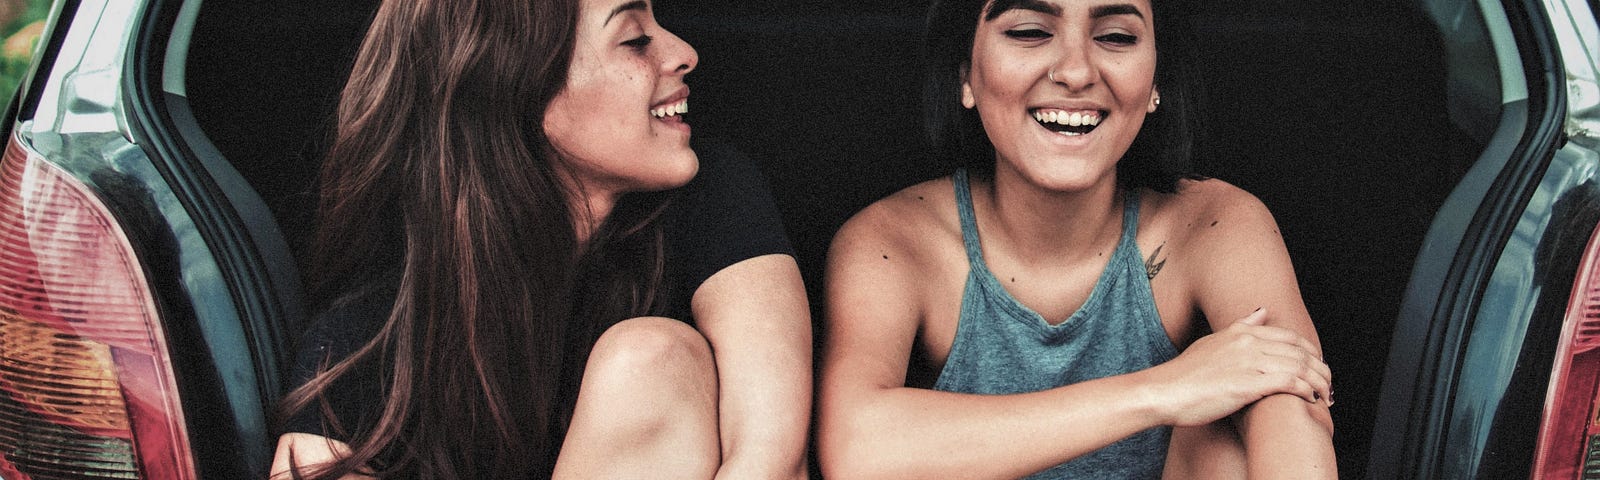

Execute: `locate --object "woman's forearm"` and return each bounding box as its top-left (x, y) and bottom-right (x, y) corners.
top-left (706, 317), bottom-right (812, 480)
top-left (818, 371), bottom-right (1170, 480)
top-left (693, 254), bottom-right (814, 479)
top-left (1239, 393), bottom-right (1336, 479)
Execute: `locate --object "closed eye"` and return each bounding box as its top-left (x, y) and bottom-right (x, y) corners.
top-left (1096, 32), bottom-right (1137, 46)
top-left (623, 34), bottom-right (653, 50)
top-left (1004, 28), bottom-right (1052, 40)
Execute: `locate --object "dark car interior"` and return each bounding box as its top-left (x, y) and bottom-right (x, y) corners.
top-left (183, 1), bottom-right (1485, 476)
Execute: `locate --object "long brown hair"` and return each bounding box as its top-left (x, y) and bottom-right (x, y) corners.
top-left (280, 0), bottom-right (670, 477)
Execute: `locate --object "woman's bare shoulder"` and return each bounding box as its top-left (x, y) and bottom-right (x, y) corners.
top-left (1158, 177), bottom-right (1267, 212)
top-left (1148, 178), bottom-right (1276, 232)
top-left (832, 176), bottom-right (962, 259)
top-left (1144, 178), bottom-right (1287, 266)
top-left (824, 176), bottom-right (966, 335)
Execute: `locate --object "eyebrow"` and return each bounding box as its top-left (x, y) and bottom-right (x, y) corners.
top-left (604, 0), bottom-right (648, 26)
top-left (1090, 4), bottom-right (1145, 20)
top-left (984, 1), bottom-right (1146, 21)
top-left (985, 0), bottom-right (1059, 20)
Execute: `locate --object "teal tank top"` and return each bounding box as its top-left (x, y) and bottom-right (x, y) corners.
top-left (934, 169), bottom-right (1181, 479)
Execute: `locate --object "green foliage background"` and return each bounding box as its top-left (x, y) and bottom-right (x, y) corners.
top-left (0, 0), bottom-right (53, 115)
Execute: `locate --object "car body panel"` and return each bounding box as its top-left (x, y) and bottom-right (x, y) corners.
top-left (8, 0), bottom-right (286, 475)
top-left (1369, 0), bottom-right (1600, 478)
top-left (1441, 133), bottom-right (1600, 478)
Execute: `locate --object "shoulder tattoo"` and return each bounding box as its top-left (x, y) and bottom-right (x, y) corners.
top-left (1144, 241), bottom-right (1168, 280)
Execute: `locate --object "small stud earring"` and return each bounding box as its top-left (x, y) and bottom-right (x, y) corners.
top-left (1154, 96), bottom-right (1161, 106)
top-left (1048, 70), bottom-right (1057, 83)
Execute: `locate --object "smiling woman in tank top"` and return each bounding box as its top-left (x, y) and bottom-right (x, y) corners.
top-left (817, 0), bottom-right (1336, 478)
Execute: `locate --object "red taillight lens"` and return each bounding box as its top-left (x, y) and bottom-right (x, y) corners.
top-left (0, 135), bottom-right (195, 479)
top-left (1534, 221), bottom-right (1600, 479)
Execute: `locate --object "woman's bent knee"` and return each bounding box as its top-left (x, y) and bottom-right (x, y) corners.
top-left (1163, 422), bottom-right (1246, 480)
top-left (557, 317), bottom-right (721, 479)
top-left (580, 316), bottom-right (718, 410)
top-left (586, 316), bottom-right (714, 383)
top-left (571, 316), bottom-right (719, 430)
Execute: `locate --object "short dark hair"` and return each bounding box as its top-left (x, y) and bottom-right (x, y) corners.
top-left (922, 0), bottom-right (1202, 193)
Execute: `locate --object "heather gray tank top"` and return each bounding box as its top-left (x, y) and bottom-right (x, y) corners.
top-left (934, 169), bottom-right (1180, 479)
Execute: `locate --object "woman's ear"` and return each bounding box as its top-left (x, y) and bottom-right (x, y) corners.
top-left (961, 63), bottom-right (976, 109)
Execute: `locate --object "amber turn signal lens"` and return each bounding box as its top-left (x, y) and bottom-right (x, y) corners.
top-left (0, 136), bottom-right (194, 479)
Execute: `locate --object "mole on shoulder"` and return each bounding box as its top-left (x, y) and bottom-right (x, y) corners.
top-left (883, 255), bottom-right (889, 260)
top-left (1210, 220), bottom-right (1219, 227)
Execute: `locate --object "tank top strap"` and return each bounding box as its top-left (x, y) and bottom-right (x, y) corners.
top-left (1118, 188), bottom-right (1143, 248)
top-left (952, 169), bottom-right (986, 265)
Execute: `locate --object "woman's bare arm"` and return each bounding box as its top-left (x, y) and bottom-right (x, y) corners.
top-left (817, 203), bottom-right (1332, 480)
top-left (692, 253), bottom-right (813, 480)
top-left (1184, 183), bottom-right (1337, 479)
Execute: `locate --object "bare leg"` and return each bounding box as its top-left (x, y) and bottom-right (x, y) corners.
top-left (1163, 421), bottom-right (1247, 479)
top-left (553, 317), bottom-right (721, 480)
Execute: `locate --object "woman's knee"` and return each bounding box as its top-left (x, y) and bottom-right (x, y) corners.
top-left (585, 316), bottom-right (715, 389)
top-left (1163, 422), bottom-right (1246, 480)
top-left (573, 316), bottom-right (719, 440)
top-left (558, 317), bottom-right (721, 478)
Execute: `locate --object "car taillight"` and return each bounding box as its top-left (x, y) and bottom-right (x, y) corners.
top-left (1535, 220), bottom-right (1600, 479)
top-left (0, 135), bottom-right (195, 479)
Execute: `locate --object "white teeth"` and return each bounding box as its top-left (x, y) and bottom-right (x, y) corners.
top-left (1032, 109), bottom-right (1101, 127)
top-left (652, 100), bottom-right (689, 118)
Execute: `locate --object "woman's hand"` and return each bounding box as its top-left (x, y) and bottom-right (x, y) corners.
top-left (269, 433), bottom-right (374, 480)
top-left (1139, 308), bottom-right (1332, 427)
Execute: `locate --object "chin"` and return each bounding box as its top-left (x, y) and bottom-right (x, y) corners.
top-left (669, 151), bottom-right (700, 185)
top-left (645, 151), bottom-right (700, 191)
top-left (1004, 156), bottom-right (1115, 193)
top-left (1031, 174), bottom-right (1105, 193)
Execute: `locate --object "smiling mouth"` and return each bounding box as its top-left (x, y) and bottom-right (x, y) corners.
top-left (652, 99), bottom-right (688, 120)
top-left (1032, 109), bottom-right (1104, 136)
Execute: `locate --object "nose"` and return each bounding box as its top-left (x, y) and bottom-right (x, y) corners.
top-left (659, 29), bottom-right (698, 76)
top-left (1048, 38), bottom-right (1095, 90)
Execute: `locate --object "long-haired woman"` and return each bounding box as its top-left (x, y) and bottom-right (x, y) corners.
top-left (818, 0), bottom-right (1335, 478)
top-left (266, 0), bottom-right (811, 478)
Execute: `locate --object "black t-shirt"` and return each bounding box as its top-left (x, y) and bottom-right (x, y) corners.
top-left (281, 141), bottom-right (794, 440)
